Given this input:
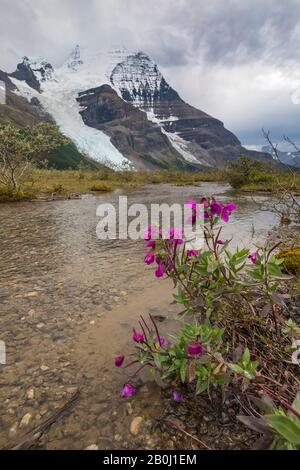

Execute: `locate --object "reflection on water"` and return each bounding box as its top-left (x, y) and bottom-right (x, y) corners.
top-left (0, 183), bottom-right (280, 449)
top-left (0, 183), bottom-right (279, 283)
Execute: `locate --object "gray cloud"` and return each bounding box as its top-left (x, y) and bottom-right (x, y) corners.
top-left (0, 0), bottom-right (300, 144)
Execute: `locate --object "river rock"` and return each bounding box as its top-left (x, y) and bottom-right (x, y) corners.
top-left (26, 388), bottom-right (35, 400)
top-left (126, 402), bottom-right (133, 416)
top-left (24, 291), bottom-right (38, 297)
top-left (19, 412), bottom-right (32, 428)
top-left (85, 444), bottom-right (98, 450)
top-left (130, 416), bottom-right (144, 436)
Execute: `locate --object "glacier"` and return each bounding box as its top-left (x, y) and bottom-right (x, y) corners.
top-left (10, 45), bottom-right (205, 168)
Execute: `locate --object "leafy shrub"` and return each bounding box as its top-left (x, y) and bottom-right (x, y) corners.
top-left (90, 182), bottom-right (113, 192)
top-left (52, 183), bottom-right (65, 194)
top-left (238, 393), bottom-right (300, 450)
top-left (115, 196), bottom-right (290, 400)
top-left (0, 187), bottom-right (38, 202)
top-left (227, 156), bottom-right (271, 189)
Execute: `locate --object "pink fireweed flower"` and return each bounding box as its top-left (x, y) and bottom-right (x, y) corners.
top-left (132, 331), bottom-right (145, 343)
top-left (155, 263), bottom-right (165, 278)
top-left (172, 390), bottom-right (183, 402)
top-left (187, 249), bottom-right (199, 257)
top-left (121, 383), bottom-right (137, 398)
top-left (168, 227), bottom-right (183, 240)
top-left (114, 355), bottom-right (125, 367)
top-left (143, 225), bottom-right (153, 240)
top-left (157, 336), bottom-right (170, 347)
top-left (221, 202), bottom-right (237, 222)
top-left (224, 202), bottom-right (237, 212)
top-left (186, 199), bottom-right (197, 207)
top-left (248, 252), bottom-right (258, 264)
top-left (200, 197), bottom-right (209, 208)
top-left (146, 240), bottom-right (156, 249)
top-left (210, 201), bottom-right (223, 216)
top-left (144, 252), bottom-right (155, 265)
top-left (188, 342), bottom-right (204, 356)
top-left (217, 240), bottom-right (225, 245)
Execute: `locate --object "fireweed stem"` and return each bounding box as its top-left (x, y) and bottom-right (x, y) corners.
top-left (149, 313), bottom-right (162, 347)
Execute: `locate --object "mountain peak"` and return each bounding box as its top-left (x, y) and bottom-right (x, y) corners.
top-left (10, 56), bottom-right (54, 91)
top-left (66, 45), bottom-right (83, 71)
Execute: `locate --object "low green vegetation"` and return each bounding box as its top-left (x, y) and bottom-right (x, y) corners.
top-left (0, 164), bottom-right (228, 202)
top-left (277, 246), bottom-right (300, 276)
top-left (227, 156), bottom-right (300, 192)
top-left (0, 125), bottom-right (299, 204)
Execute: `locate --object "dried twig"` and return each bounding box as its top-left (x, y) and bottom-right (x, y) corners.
top-left (163, 417), bottom-right (213, 450)
top-left (3, 390), bottom-right (80, 450)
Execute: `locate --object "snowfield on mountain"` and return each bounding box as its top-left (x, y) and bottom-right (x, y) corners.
top-left (6, 46), bottom-right (270, 169)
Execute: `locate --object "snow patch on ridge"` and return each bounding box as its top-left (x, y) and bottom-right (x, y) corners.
top-left (161, 129), bottom-right (200, 164)
top-left (111, 52), bottom-right (163, 109)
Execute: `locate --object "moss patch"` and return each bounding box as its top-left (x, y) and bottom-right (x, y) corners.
top-left (276, 247), bottom-right (300, 276)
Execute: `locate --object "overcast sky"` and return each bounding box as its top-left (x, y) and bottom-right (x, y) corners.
top-left (1, 0), bottom-right (300, 145)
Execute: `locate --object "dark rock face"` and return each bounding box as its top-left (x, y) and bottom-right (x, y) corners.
top-left (10, 59), bottom-right (41, 91)
top-left (10, 57), bottom-right (54, 92)
top-left (0, 70), bottom-right (17, 91)
top-left (110, 52), bottom-right (269, 166)
top-left (0, 68), bottom-right (54, 126)
top-left (77, 84), bottom-right (195, 170)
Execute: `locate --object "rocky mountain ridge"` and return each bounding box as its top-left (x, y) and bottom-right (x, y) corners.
top-left (0, 46), bottom-right (271, 169)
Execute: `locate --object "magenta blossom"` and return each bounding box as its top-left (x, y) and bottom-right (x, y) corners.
top-left (221, 202), bottom-right (237, 222)
top-left (157, 336), bottom-right (170, 347)
top-left (248, 252), bottom-right (258, 264)
top-left (217, 239), bottom-right (225, 245)
top-left (200, 197), bottom-right (209, 208)
top-left (121, 383), bottom-right (137, 398)
top-left (146, 240), bottom-right (156, 249)
top-left (209, 199), bottom-right (237, 222)
top-left (210, 201), bottom-right (223, 216)
top-left (114, 355), bottom-right (125, 367)
top-left (132, 331), bottom-right (145, 343)
top-left (144, 252), bottom-right (155, 265)
top-left (188, 342), bottom-right (204, 356)
top-left (143, 225), bottom-right (153, 240)
top-left (186, 199), bottom-right (197, 209)
top-left (187, 249), bottom-right (199, 257)
top-left (168, 227), bottom-right (183, 242)
top-left (172, 390), bottom-right (183, 402)
top-left (155, 263), bottom-right (165, 278)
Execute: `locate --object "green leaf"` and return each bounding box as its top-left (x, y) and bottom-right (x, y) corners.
top-left (196, 378), bottom-right (209, 395)
top-left (180, 361), bottom-right (187, 383)
top-left (292, 393), bottom-right (300, 415)
top-left (242, 348), bottom-right (250, 366)
top-left (228, 363), bottom-right (244, 374)
top-left (267, 415), bottom-right (300, 445)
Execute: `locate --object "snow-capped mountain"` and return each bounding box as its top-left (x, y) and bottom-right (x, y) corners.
top-left (2, 45), bottom-right (270, 169)
top-left (262, 145), bottom-right (300, 167)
